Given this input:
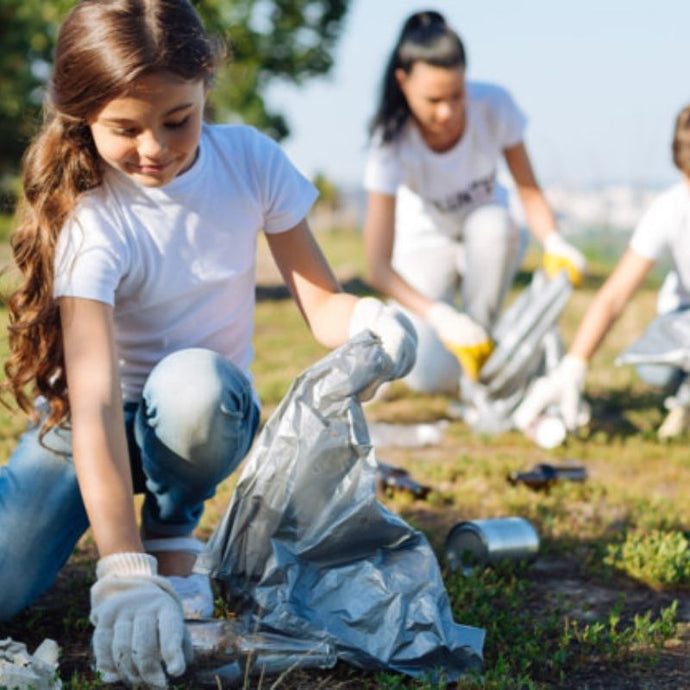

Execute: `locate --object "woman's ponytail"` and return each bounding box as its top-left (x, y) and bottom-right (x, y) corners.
top-left (369, 10), bottom-right (466, 143)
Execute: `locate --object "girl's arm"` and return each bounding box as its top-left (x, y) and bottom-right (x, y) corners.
top-left (60, 296), bottom-right (190, 687)
top-left (59, 296), bottom-right (142, 557)
top-left (362, 191), bottom-right (435, 318)
top-left (503, 141), bottom-right (557, 243)
top-left (266, 218), bottom-right (358, 347)
top-left (266, 217), bottom-right (417, 384)
top-left (568, 248), bottom-right (655, 361)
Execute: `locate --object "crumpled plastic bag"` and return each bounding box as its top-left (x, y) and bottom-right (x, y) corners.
top-left (457, 270), bottom-right (572, 434)
top-left (195, 332), bottom-right (484, 681)
top-left (616, 309), bottom-right (690, 371)
top-left (0, 638), bottom-right (62, 690)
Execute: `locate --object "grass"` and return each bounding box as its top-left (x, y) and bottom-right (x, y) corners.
top-left (1, 223), bottom-right (689, 689)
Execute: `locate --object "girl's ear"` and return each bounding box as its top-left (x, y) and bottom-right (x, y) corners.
top-left (394, 68), bottom-right (408, 89)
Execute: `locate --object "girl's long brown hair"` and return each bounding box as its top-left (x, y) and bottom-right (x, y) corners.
top-left (4, 0), bottom-right (223, 434)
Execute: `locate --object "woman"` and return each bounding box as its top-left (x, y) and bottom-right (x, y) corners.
top-left (363, 10), bottom-right (585, 393)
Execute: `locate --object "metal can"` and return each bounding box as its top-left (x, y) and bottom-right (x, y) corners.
top-left (444, 517), bottom-right (540, 573)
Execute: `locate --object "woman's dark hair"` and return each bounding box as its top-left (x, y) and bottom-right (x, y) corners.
top-left (4, 0), bottom-right (224, 435)
top-left (672, 105), bottom-right (690, 173)
top-left (369, 10), bottom-right (466, 143)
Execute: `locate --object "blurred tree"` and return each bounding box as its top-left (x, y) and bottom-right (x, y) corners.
top-left (312, 171), bottom-right (340, 210)
top-left (0, 0), bottom-right (74, 182)
top-left (0, 0), bottom-right (351, 181)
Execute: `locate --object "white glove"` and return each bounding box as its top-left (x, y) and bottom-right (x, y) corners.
top-left (543, 232), bottom-right (587, 287)
top-left (349, 297), bottom-right (418, 384)
top-left (90, 552), bottom-right (191, 688)
top-left (513, 354), bottom-right (588, 431)
top-left (426, 301), bottom-right (493, 380)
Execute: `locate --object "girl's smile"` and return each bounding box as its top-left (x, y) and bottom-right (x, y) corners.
top-left (89, 71), bottom-right (206, 187)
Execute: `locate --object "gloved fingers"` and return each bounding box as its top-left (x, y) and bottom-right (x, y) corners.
top-left (561, 387), bottom-right (584, 432)
top-left (157, 603), bottom-right (189, 678)
top-left (111, 616), bottom-right (142, 687)
top-left (448, 340), bottom-right (494, 381)
top-left (542, 234), bottom-right (587, 287)
top-left (543, 253), bottom-right (584, 287)
top-left (513, 377), bottom-right (555, 430)
top-left (373, 308), bottom-right (418, 381)
top-left (131, 612), bottom-right (168, 688)
top-left (92, 626), bottom-right (119, 684)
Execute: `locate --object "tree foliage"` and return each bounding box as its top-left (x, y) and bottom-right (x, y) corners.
top-left (0, 0), bottom-right (351, 180)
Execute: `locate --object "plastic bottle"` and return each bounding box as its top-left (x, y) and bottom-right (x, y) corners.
top-left (523, 414), bottom-right (566, 449)
top-left (186, 618), bottom-right (337, 686)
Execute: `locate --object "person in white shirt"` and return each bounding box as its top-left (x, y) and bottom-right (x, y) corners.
top-left (363, 10), bottom-right (586, 394)
top-left (0, 1), bottom-right (417, 687)
top-left (515, 104), bottom-right (690, 440)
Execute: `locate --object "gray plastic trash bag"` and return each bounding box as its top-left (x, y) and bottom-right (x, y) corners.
top-left (195, 332), bottom-right (484, 681)
top-left (458, 270), bottom-right (572, 434)
top-left (616, 309), bottom-right (690, 371)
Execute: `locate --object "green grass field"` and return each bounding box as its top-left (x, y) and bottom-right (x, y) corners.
top-left (2, 225), bottom-right (689, 689)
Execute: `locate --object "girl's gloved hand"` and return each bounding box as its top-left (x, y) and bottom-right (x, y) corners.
top-left (426, 301), bottom-right (493, 381)
top-left (90, 552), bottom-right (192, 689)
top-left (349, 297), bottom-right (418, 387)
top-left (513, 354), bottom-right (588, 431)
top-left (543, 232), bottom-right (587, 287)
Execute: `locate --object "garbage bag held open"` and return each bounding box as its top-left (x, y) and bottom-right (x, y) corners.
top-left (195, 332), bottom-right (484, 680)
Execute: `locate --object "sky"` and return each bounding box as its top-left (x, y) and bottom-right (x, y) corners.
top-left (266, 0), bottom-right (690, 190)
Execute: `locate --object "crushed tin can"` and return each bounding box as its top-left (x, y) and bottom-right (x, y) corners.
top-left (444, 517), bottom-right (540, 575)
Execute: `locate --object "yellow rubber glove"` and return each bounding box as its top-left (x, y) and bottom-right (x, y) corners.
top-left (427, 302), bottom-right (494, 381)
top-left (445, 340), bottom-right (495, 381)
top-left (543, 232), bottom-right (587, 287)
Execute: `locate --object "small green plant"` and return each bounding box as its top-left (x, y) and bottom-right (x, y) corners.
top-left (605, 529), bottom-right (690, 588)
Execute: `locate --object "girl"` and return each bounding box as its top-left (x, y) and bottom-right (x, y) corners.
top-left (515, 104), bottom-right (690, 439)
top-left (363, 10), bottom-right (586, 392)
top-left (0, 1), bottom-right (416, 687)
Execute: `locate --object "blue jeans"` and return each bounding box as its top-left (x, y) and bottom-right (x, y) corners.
top-left (0, 348), bottom-right (259, 620)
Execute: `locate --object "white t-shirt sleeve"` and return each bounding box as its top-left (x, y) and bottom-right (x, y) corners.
top-left (363, 131), bottom-right (402, 196)
top-left (252, 131), bottom-right (318, 233)
top-left (629, 190), bottom-right (676, 261)
top-left (490, 85), bottom-right (527, 149)
top-left (54, 201), bottom-right (129, 305)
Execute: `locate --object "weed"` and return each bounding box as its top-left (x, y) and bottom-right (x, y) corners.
top-left (605, 529), bottom-right (690, 588)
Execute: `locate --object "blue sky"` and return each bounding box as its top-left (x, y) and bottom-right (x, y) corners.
top-left (267, 0), bottom-right (690, 189)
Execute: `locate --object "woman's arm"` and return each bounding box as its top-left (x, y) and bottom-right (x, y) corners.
top-left (363, 191), bottom-right (435, 317)
top-left (59, 296), bottom-right (142, 557)
top-left (504, 141), bottom-right (587, 285)
top-left (503, 141), bottom-right (557, 243)
top-left (569, 248), bottom-right (655, 361)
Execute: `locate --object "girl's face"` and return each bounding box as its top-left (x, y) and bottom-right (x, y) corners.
top-left (89, 71), bottom-right (206, 187)
top-left (396, 62), bottom-right (466, 149)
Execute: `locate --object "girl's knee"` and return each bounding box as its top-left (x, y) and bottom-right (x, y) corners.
top-left (139, 348), bottom-right (258, 474)
top-left (144, 348), bottom-right (254, 426)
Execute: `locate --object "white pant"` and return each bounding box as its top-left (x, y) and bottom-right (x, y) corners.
top-left (392, 204), bottom-right (525, 394)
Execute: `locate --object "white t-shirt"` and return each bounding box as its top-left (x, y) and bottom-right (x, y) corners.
top-left (629, 182), bottom-right (690, 313)
top-left (55, 124), bottom-right (318, 401)
top-left (364, 81), bottom-right (526, 253)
